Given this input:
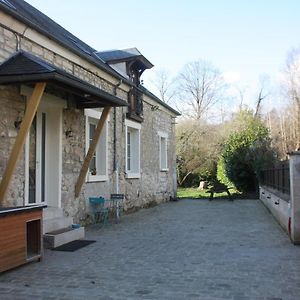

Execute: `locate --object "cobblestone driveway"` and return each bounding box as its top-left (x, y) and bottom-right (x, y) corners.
top-left (1, 199), bottom-right (300, 300)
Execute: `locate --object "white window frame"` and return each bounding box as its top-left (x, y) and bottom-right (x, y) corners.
top-left (85, 109), bottom-right (108, 182)
top-left (158, 131), bottom-right (168, 171)
top-left (125, 119), bottom-right (141, 179)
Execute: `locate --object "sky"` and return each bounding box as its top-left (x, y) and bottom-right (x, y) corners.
top-left (25, 0), bottom-right (300, 110)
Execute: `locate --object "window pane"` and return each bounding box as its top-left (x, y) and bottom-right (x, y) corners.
top-left (126, 126), bottom-right (140, 174)
top-left (89, 123), bottom-right (97, 174)
top-left (127, 131), bottom-right (131, 171)
top-left (29, 117), bottom-right (36, 203)
top-left (90, 156), bottom-right (96, 174)
top-left (96, 123), bottom-right (107, 176)
top-left (89, 123), bottom-right (95, 139)
top-left (41, 113), bottom-right (46, 202)
top-left (85, 111), bottom-right (108, 180)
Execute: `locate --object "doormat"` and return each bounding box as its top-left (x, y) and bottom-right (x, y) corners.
top-left (52, 240), bottom-right (96, 252)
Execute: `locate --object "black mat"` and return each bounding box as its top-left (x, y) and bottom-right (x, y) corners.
top-left (52, 240), bottom-right (96, 252)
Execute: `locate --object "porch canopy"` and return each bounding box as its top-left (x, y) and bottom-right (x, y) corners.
top-left (0, 51), bottom-right (128, 108)
top-left (0, 51), bottom-right (127, 201)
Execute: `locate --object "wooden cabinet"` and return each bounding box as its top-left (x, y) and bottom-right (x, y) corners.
top-left (0, 206), bottom-right (44, 273)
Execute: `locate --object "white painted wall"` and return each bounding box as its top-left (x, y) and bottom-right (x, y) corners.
top-left (111, 63), bottom-right (128, 79)
top-left (259, 186), bottom-right (290, 233)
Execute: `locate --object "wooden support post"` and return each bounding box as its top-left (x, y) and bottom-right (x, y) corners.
top-left (0, 82), bottom-right (46, 204)
top-left (75, 106), bottom-right (112, 197)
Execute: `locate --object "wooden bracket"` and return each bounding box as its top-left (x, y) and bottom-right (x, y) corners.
top-left (0, 82), bottom-right (46, 204)
top-left (75, 106), bottom-right (112, 197)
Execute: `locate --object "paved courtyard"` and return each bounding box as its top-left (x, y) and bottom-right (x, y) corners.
top-left (1, 199), bottom-right (300, 300)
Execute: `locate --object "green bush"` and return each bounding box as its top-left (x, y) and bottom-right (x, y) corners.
top-left (217, 156), bottom-right (235, 188)
top-left (221, 114), bottom-right (275, 192)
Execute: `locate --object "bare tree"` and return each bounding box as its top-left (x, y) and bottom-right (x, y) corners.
top-left (261, 48), bottom-right (300, 158)
top-left (254, 76), bottom-right (270, 118)
top-left (151, 69), bottom-right (176, 104)
top-left (266, 48), bottom-right (300, 156)
top-left (283, 48), bottom-right (300, 140)
top-left (177, 60), bottom-right (226, 120)
top-left (176, 119), bottom-right (228, 186)
top-left (235, 85), bottom-right (246, 109)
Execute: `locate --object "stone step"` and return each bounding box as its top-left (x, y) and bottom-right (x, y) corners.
top-left (43, 216), bottom-right (73, 234)
top-left (43, 226), bottom-right (85, 249)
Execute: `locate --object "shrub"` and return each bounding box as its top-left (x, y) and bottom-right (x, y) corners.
top-left (221, 115), bottom-right (275, 192)
top-left (217, 156), bottom-right (235, 188)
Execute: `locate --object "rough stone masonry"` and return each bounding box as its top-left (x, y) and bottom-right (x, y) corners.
top-left (0, 22), bottom-right (177, 223)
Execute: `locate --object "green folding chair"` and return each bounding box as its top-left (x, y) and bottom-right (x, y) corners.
top-left (89, 197), bottom-right (109, 225)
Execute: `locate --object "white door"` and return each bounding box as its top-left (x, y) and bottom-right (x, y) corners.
top-left (25, 94), bottom-right (65, 208)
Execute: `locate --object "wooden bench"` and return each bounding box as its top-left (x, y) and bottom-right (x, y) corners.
top-left (207, 181), bottom-right (233, 201)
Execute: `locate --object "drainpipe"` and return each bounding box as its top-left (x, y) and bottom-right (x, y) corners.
top-left (113, 107), bottom-right (119, 193)
top-left (113, 80), bottom-right (122, 194)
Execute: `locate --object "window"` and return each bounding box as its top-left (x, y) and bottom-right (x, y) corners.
top-left (125, 119), bottom-right (141, 178)
top-left (85, 109), bottom-right (108, 182)
top-left (158, 131), bottom-right (168, 171)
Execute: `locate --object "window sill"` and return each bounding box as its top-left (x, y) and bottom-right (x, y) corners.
top-left (160, 168), bottom-right (169, 172)
top-left (126, 172), bottom-right (141, 179)
top-left (86, 175), bottom-right (108, 182)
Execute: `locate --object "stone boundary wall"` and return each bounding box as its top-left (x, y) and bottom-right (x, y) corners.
top-left (259, 185), bottom-right (290, 233)
top-left (260, 152), bottom-right (300, 244)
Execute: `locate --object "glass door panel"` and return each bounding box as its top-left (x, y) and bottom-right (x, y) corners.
top-left (28, 117), bottom-right (36, 204)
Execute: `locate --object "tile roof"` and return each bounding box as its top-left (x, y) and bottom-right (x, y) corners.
top-left (0, 51), bottom-right (128, 108)
top-left (97, 48), bottom-right (142, 62)
top-left (96, 48), bottom-right (153, 69)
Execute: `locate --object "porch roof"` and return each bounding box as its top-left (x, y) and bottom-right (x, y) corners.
top-left (0, 51), bottom-right (128, 108)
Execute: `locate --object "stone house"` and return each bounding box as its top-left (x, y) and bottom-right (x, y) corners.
top-left (0, 0), bottom-right (179, 243)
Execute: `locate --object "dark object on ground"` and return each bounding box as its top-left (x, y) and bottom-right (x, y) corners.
top-left (52, 240), bottom-right (96, 252)
top-left (170, 196), bottom-right (179, 202)
top-left (207, 180), bottom-right (233, 201)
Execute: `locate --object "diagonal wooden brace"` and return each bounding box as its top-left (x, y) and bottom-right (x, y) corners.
top-left (0, 82), bottom-right (46, 204)
top-left (75, 106), bottom-right (111, 197)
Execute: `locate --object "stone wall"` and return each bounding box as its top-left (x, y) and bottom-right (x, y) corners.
top-left (259, 152), bottom-right (300, 244)
top-left (61, 107), bottom-right (86, 222)
top-left (0, 21), bottom-right (177, 223)
top-left (0, 85), bottom-right (26, 207)
top-left (82, 99), bottom-right (177, 219)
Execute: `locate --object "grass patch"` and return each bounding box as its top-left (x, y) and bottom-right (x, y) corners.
top-left (177, 187), bottom-right (243, 199)
top-left (177, 188), bottom-right (208, 199)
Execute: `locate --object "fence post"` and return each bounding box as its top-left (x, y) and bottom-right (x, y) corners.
top-left (289, 151), bottom-right (300, 244)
